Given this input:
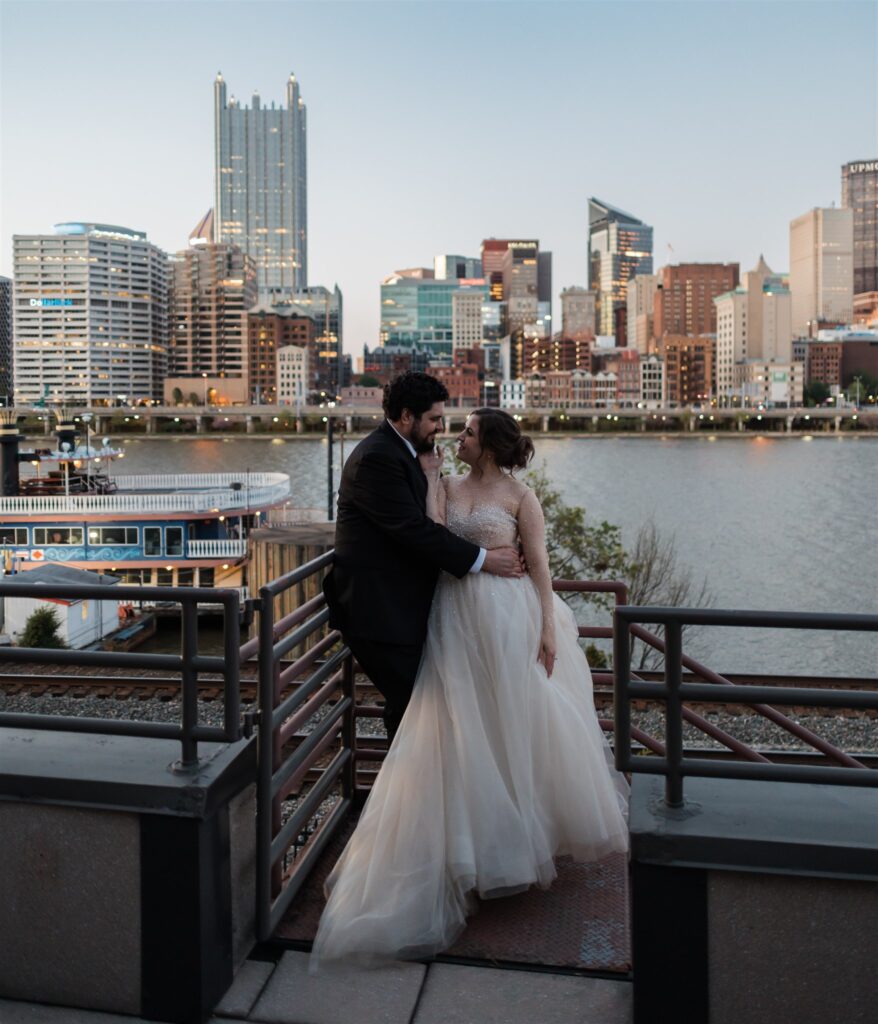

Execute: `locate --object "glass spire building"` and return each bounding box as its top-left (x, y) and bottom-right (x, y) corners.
top-left (214, 72), bottom-right (307, 299)
top-left (588, 199), bottom-right (653, 339)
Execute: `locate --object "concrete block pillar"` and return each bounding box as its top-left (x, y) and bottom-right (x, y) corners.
top-left (834, 416), bottom-right (842, 433)
top-left (146, 415), bottom-right (156, 435)
top-left (245, 415), bottom-right (255, 435)
top-left (0, 731), bottom-right (257, 1024)
top-left (296, 416), bottom-right (304, 434)
top-left (786, 416), bottom-right (794, 433)
top-left (345, 416), bottom-right (353, 433)
top-left (196, 416), bottom-right (205, 434)
top-left (541, 415), bottom-right (550, 432)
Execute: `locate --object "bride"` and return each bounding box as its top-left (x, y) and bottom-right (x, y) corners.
top-left (311, 408), bottom-right (629, 967)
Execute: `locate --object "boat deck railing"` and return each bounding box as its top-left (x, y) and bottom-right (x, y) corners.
top-left (0, 472), bottom-right (290, 517)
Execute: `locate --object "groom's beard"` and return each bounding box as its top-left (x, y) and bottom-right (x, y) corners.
top-left (411, 421), bottom-right (439, 453)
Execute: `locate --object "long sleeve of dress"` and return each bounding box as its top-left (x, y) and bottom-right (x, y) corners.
top-left (517, 488), bottom-right (555, 642)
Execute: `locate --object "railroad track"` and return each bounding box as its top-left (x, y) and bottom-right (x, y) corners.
top-left (1, 667), bottom-right (874, 718)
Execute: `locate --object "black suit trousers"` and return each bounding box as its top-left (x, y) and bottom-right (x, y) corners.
top-left (346, 636), bottom-right (423, 744)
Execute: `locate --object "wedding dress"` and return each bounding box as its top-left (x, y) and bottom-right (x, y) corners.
top-left (310, 498), bottom-right (630, 967)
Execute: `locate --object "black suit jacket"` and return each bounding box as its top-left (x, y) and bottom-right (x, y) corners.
top-left (323, 420), bottom-right (480, 646)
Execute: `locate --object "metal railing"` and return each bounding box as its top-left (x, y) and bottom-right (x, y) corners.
top-left (613, 606), bottom-right (878, 807)
top-left (253, 552), bottom-right (355, 940)
top-left (0, 581), bottom-right (241, 767)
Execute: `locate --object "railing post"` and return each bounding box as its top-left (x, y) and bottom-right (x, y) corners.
top-left (664, 621), bottom-right (684, 807)
top-left (341, 650), bottom-right (356, 799)
top-left (613, 608), bottom-right (632, 774)
top-left (256, 585), bottom-right (276, 942)
top-left (179, 599), bottom-right (199, 767)
top-left (223, 592), bottom-right (241, 741)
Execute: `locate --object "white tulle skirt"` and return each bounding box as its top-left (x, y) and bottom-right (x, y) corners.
top-left (310, 572), bottom-right (630, 968)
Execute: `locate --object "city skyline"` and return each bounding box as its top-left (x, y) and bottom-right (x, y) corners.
top-left (1, 0), bottom-right (876, 358)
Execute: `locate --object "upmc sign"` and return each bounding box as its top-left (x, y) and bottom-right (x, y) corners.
top-left (848, 161), bottom-right (878, 174)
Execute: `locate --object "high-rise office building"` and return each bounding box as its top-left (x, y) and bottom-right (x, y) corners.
top-left (560, 286), bottom-right (596, 338)
top-left (166, 215), bottom-right (257, 405)
top-left (654, 263), bottom-right (740, 340)
top-left (451, 290), bottom-right (484, 352)
top-left (0, 277), bottom-right (11, 403)
top-left (659, 336), bottom-right (715, 406)
top-left (715, 256), bottom-right (792, 402)
top-left (588, 199), bottom-right (653, 341)
top-left (13, 223), bottom-right (168, 404)
top-left (626, 274), bottom-right (658, 354)
top-left (272, 285), bottom-right (345, 393)
top-left (789, 207), bottom-right (854, 337)
top-left (842, 159), bottom-right (878, 296)
top-left (214, 72), bottom-right (307, 298)
top-left (380, 274), bottom-right (487, 357)
top-left (434, 254), bottom-right (482, 281)
top-left (247, 305), bottom-right (314, 405)
top-left (503, 240), bottom-right (540, 335)
top-left (481, 239), bottom-right (510, 302)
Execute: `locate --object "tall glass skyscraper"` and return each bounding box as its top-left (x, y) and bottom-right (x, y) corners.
top-left (588, 199), bottom-right (653, 339)
top-left (214, 72), bottom-right (307, 298)
top-left (842, 159), bottom-right (878, 296)
top-left (0, 276), bottom-right (11, 403)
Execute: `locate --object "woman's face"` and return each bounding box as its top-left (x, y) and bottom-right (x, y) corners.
top-left (455, 415), bottom-right (483, 466)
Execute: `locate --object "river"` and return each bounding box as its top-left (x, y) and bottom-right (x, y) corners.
top-left (111, 433), bottom-right (878, 678)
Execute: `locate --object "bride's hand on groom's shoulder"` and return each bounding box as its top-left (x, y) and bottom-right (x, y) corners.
top-left (418, 446), bottom-right (443, 482)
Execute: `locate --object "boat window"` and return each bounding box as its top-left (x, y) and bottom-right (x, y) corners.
top-left (199, 568), bottom-right (215, 587)
top-left (166, 526), bottom-right (184, 557)
top-left (34, 528), bottom-right (84, 545)
top-left (88, 527), bottom-right (139, 545)
top-left (120, 569), bottom-right (151, 585)
top-left (177, 568), bottom-right (195, 587)
top-left (143, 527), bottom-right (162, 556)
top-left (156, 568), bottom-right (174, 586)
top-left (0, 527), bottom-right (27, 545)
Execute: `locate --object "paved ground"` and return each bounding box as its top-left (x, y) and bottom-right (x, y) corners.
top-left (0, 951), bottom-right (633, 1024)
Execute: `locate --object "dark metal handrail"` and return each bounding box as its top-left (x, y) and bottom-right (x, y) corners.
top-left (613, 606), bottom-right (878, 807)
top-left (0, 582), bottom-right (241, 766)
top-left (255, 554), bottom-right (355, 940)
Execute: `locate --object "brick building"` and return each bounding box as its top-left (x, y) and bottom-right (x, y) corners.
top-left (247, 306), bottom-right (314, 404)
top-left (659, 335), bottom-right (715, 406)
top-left (654, 263), bottom-right (739, 342)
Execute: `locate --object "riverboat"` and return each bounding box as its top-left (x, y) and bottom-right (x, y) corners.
top-left (0, 410), bottom-right (291, 610)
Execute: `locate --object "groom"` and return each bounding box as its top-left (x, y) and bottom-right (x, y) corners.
top-left (323, 371), bottom-right (523, 741)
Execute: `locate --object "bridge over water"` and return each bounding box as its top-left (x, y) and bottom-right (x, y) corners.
top-left (18, 403), bottom-right (876, 436)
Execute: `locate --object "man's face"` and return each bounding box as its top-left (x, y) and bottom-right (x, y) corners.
top-left (409, 401), bottom-right (445, 453)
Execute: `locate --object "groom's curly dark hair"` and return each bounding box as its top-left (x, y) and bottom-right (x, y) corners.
top-left (383, 371), bottom-right (449, 421)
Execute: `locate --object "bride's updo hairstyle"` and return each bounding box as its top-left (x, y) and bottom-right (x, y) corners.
top-left (473, 408), bottom-right (535, 472)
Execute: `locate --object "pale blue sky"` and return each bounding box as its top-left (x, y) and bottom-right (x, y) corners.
top-left (1, 0), bottom-right (876, 355)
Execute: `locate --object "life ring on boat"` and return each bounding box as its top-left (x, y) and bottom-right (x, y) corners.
top-left (31, 550), bottom-right (45, 561)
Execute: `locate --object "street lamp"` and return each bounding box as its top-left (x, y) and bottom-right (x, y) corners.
top-left (80, 413), bottom-right (93, 490)
top-left (202, 372), bottom-right (208, 407)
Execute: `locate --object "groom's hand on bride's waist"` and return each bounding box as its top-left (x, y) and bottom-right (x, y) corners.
top-left (483, 546), bottom-right (526, 578)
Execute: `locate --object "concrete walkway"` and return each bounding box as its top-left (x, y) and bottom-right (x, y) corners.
top-left (0, 951), bottom-right (632, 1024)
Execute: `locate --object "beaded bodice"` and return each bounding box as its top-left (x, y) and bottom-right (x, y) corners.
top-left (446, 500), bottom-right (518, 548)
